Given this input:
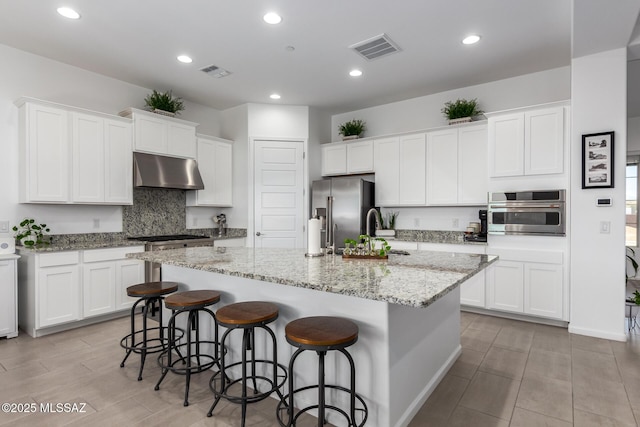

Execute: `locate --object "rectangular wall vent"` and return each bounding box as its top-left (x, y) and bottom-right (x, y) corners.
top-left (350, 33), bottom-right (401, 61)
top-left (200, 64), bottom-right (232, 78)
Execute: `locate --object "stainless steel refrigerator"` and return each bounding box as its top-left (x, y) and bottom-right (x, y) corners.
top-left (311, 177), bottom-right (375, 249)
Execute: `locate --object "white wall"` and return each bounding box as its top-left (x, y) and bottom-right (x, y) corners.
top-left (383, 206), bottom-right (483, 232)
top-left (247, 104), bottom-right (309, 139)
top-left (570, 48), bottom-right (628, 341)
top-left (220, 104), bottom-right (249, 229)
top-left (0, 43), bottom-right (223, 236)
top-left (331, 67), bottom-right (571, 142)
top-left (628, 116), bottom-right (640, 155)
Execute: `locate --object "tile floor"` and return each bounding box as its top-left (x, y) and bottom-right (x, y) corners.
top-left (0, 312), bottom-right (638, 426)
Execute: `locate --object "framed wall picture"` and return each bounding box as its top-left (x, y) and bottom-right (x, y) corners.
top-left (582, 131), bottom-right (614, 189)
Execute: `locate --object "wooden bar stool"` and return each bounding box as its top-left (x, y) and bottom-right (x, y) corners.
top-left (154, 290), bottom-right (222, 406)
top-left (119, 281), bottom-right (182, 381)
top-left (207, 301), bottom-right (287, 427)
top-left (276, 316), bottom-right (368, 427)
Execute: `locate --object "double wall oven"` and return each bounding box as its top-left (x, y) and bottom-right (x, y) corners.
top-left (128, 234), bottom-right (214, 281)
top-left (488, 190), bottom-right (566, 236)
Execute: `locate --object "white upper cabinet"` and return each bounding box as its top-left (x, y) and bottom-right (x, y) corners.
top-left (19, 102), bottom-right (70, 203)
top-left (426, 124), bottom-right (487, 205)
top-left (373, 137), bottom-right (400, 206)
top-left (488, 106), bottom-right (564, 177)
top-left (399, 133), bottom-right (426, 205)
top-left (321, 143), bottom-right (347, 176)
top-left (346, 140), bottom-right (374, 174)
top-left (186, 136), bottom-right (233, 207)
top-left (17, 98), bottom-right (133, 205)
top-left (120, 108), bottom-right (197, 159)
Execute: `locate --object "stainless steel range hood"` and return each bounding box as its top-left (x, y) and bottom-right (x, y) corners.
top-left (133, 152), bottom-right (204, 190)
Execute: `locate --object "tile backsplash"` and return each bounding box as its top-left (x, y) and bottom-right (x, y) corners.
top-left (123, 188), bottom-right (187, 236)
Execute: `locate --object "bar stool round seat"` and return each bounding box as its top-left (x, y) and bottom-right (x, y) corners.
top-left (119, 281), bottom-right (182, 381)
top-left (155, 290), bottom-right (222, 407)
top-left (207, 301), bottom-right (287, 427)
top-left (277, 316), bottom-right (368, 427)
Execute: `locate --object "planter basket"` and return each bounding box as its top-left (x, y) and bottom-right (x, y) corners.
top-left (153, 109), bottom-right (176, 118)
top-left (448, 117), bottom-right (473, 125)
top-left (342, 135), bottom-right (360, 141)
top-left (375, 230), bottom-right (396, 238)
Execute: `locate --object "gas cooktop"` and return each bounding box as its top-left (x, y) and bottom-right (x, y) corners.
top-left (127, 234), bottom-right (210, 242)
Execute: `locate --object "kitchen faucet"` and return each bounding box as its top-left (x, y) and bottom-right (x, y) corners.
top-left (366, 208), bottom-right (382, 252)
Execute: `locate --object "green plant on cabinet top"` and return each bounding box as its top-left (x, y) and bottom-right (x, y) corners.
top-left (441, 98), bottom-right (483, 120)
top-left (143, 89), bottom-right (185, 115)
top-left (338, 119), bottom-right (366, 138)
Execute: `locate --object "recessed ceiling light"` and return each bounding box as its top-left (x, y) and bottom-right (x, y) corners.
top-left (57, 7), bottom-right (80, 19)
top-left (270, 93), bottom-right (281, 100)
top-left (462, 35), bottom-right (481, 45)
top-left (177, 55), bottom-right (193, 64)
top-left (349, 69), bottom-right (363, 77)
top-left (263, 12), bottom-right (282, 24)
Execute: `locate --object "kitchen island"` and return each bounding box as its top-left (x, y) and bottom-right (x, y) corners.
top-left (127, 247), bottom-right (497, 427)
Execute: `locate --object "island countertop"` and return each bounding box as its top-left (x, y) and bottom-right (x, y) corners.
top-left (127, 247), bottom-right (497, 308)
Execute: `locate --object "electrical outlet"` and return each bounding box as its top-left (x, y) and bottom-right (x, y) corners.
top-left (0, 220), bottom-right (8, 233)
top-left (452, 218), bottom-right (459, 228)
top-left (414, 218), bottom-right (420, 227)
top-left (93, 218), bottom-right (100, 229)
top-left (192, 217), bottom-right (198, 227)
top-left (600, 221), bottom-right (610, 234)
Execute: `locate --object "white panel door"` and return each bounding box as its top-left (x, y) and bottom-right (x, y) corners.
top-left (426, 129), bottom-right (457, 205)
top-left (72, 112), bottom-right (105, 203)
top-left (254, 140), bottom-right (305, 248)
top-left (524, 263), bottom-right (563, 319)
top-left (399, 133), bottom-right (426, 205)
top-left (458, 125), bottom-right (488, 205)
top-left (373, 137), bottom-right (400, 206)
top-left (486, 260), bottom-right (524, 313)
top-left (524, 107), bottom-right (564, 175)
top-left (104, 119), bottom-right (133, 204)
top-left (488, 113), bottom-right (524, 177)
top-left (83, 261), bottom-right (116, 317)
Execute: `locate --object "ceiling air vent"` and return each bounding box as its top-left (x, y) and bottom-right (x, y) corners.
top-left (350, 33), bottom-right (401, 61)
top-left (200, 64), bottom-right (232, 78)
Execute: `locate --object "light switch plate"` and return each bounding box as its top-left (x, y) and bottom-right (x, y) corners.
top-left (0, 220), bottom-right (8, 233)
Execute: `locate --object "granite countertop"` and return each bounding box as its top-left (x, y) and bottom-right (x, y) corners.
top-left (126, 247), bottom-right (497, 308)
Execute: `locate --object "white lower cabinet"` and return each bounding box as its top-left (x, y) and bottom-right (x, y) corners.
top-left (486, 248), bottom-right (564, 320)
top-left (0, 256), bottom-right (19, 338)
top-left (18, 246), bottom-right (144, 336)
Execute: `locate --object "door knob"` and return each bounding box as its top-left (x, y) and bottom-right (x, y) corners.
top-left (256, 232), bottom-right (262, 236)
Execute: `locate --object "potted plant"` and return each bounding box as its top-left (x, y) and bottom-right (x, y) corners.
top-left (441, 98), bottom-right (483, 125)
top-left (12, 218), bottom-right (52, 247)
top-left (338, 119), bottom-right (366, 141)
top-left (144, 89), bottom-right (185, 117)
top-left (627, 247), bottom-right (638, 282)
top-left (376, 212), bottom-right (399, 238)
top-left (342, 235), bottom-right (391, 259)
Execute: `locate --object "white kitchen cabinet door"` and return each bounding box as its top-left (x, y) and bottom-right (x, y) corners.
top-left (524, 263), bottom-right (563, 319)
top-left (0, 259), bottom-right (17, 338)
top-left (22, 103), bottom-right (70, 203)
top-left (321, 143), bottom-right (347, 176)
top-left (347, 140), bottom-right (374, 174)
top-left (524, 107), bottom-right (564, 175)
top-left (399, 133), bottom-right (426, 205)
top-left (104, 119), bottom-right (133, 204)
top-left (167, 122), bottom-right (197, 158)
top-left (458, 125), bottom-right (488, 205)
top-left (72, 112), bottom-right (105, 203)
top-left (83, 261), bottom-right (116, 317)
top-left (37, 265), bottom-right (80, 328)
top-left (115, 258), bottom-right (145, 310)
top-left (373, 137), bottom-right (400, 206)
top-left (486, 260), bottom-right (524, 313)
top-left (460, 271), bottom-right (486, 308)
top-left (134, 113), bottom-right (168, 154)
top-left (488, 113), bottom-right (524, 177)
top-left (187, 137), bottom-right (233, 207)
top-left (426, 129), bottom-right (458, 205)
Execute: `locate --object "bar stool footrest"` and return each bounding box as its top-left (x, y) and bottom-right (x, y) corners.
top-left (209, 360), bottom-right (287, 404)
top-left (119, 326), bottom-right (184, 354)
top-left (157, 340), bottom-right (222, 375)
top-left (276, 384), bottom-right (368, 427)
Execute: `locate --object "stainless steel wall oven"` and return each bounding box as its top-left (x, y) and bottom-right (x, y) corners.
top-left (488, 190), bottom-right (566, 236)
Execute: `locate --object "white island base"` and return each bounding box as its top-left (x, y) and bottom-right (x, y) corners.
top-left (162, 264), bottom-right (461, 427)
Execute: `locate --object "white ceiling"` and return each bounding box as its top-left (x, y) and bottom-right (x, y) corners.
top-left (0, 0), bottom-right (596, 114)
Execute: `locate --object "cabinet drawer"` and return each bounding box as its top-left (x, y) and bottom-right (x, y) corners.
top-left (38, 251), bottom-right (79, 267)
top-left (83, 246), bottom-right (144, 263)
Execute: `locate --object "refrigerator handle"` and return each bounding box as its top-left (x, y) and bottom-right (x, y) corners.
top-left (326, 196), bottom-right (334, 253)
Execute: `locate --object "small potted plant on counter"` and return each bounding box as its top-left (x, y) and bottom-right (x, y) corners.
top-left (376, 212), bottom-right (399, 238)
top-left (13, 218), bottom-right (52, 247)
top-left (441, 98), bottom-right (483, 125)
top-left (338, 119), bottom-right (366, 141)
top-left (144, 89), bottom-right (185, 117)
top-left (342, 235), bottom-right (391, 259)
